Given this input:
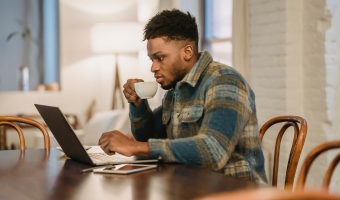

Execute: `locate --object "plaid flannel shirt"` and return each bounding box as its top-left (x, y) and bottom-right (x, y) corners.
top-left (130, 51), bottom-right (267, 183)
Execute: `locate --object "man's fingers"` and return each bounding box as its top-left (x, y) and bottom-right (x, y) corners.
top-left (99, 133), bottom-right (116, 155)
top-left (98, 132), bottom-right (113, 145)
top-left (124, 87), bottom-right (138, 97)
top-left (126, 79), bottom-right (139, 90)
top-left (101, 144), bottom-right (112, 155)
top-left (98, 135), bottom-right (109, 145)
top-left (109, 146), bottom-right (116, 154)
top-left (130, 81), bottom-right (137, 91)
top-left (102, 144), bottom-right (115, 156)
top-left (129, 79), bottom-right (144, 90)
top-left (99, 138), bottom-right (110, 147)
top-left (100, 144), bottom-right (107, 153)
top-left (123, 81), bottom-right (134, 89)
top-left (123, 90), bottom-right (131, 102)
top-left (123, 90), bottom-right (134, 102)
top-left (123, 91), bottom-right (139, 102)
top-left (98, 136), bottom-right (104, 145)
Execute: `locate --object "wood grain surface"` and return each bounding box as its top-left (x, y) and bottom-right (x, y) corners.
top-left (0, 148), bottom-right (259, 200)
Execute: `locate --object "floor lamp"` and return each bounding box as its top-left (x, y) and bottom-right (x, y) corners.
top-left (112, 54), bottom-right (125, 110)
top-left (91, 22), bottom-right (146, 110)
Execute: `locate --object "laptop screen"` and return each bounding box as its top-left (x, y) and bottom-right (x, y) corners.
top-left (35, 104), bottom-right (94, 165)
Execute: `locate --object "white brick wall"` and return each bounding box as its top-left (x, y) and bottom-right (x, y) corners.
top-left (249, 0), bottom-right (290, 188)
top-left (249, 0), bottom-right (340, 192)
top-left (300, 0), bottom-right (329, 190)
top-left (325, 0), bottom-right (340, 193)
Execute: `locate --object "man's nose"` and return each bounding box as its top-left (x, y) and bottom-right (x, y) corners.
top-left (151, 62), bottom-right (160, 73)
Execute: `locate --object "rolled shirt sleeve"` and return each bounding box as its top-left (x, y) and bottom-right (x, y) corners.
top-left (130, 100), bottom-right (167, 142)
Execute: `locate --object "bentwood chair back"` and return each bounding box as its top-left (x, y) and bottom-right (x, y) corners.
top-left (295, 141), bottom-right (340, 192)
top-left (260, 116), bottom-right (308, 191)
top-left (0, 116), bottom-right (50, 150)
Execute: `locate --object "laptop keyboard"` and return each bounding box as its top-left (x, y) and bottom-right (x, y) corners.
top-left (89, 153), bottom-right (132, 163)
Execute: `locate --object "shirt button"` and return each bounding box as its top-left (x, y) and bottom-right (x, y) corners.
top-left (176, 112), bottom-right (180, 118)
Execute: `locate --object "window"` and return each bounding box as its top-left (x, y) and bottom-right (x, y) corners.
top-left (0, 0), bottom-right (60, 91)
top-left (203, 0), bottom-right (233, 66)
top-left (43, 0), bottom-right (60, 88)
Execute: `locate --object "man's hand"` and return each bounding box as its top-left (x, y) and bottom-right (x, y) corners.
top-left (123, 79), bottom-right (144, 107)
top-left (98, 130), bottom-right (150, 157)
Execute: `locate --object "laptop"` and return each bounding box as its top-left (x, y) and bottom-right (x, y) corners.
top-left (35, 104), bottom-right (158, 166)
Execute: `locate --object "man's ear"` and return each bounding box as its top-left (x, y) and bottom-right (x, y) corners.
top-left (183, 45), bottom-right (194, 61)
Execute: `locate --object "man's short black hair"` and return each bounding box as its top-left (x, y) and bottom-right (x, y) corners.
top-left (143, 9), bottom-right (199, 46)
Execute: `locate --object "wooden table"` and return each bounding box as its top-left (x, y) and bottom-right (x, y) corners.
top-left (0, 148), bottom-right (260, 200)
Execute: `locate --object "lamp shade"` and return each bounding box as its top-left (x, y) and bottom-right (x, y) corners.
top-left (91, 22), bottom-right (146, 53)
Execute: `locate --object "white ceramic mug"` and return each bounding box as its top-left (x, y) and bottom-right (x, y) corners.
top-left (134, 82), bottom-right (158, 99)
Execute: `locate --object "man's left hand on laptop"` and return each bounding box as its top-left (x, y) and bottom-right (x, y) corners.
top-left (98, 130), bottom-right (150, 158)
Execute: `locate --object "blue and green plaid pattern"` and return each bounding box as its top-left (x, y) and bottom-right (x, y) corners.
top-left (130, 51), bottom-right (267, 183)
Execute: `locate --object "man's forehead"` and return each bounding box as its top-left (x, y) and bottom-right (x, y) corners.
top-left (147, 38), bottom-right (185, 56)
top-left (147, 39), bottom-right (169, 56)
top-left (148, 50), bottom-right (162, 57)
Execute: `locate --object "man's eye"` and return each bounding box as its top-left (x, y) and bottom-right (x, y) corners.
top-left (157, 57), bottom-right (163, 61)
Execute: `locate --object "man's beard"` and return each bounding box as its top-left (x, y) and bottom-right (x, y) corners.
top-left (161, 59), bottom-right (187, 90)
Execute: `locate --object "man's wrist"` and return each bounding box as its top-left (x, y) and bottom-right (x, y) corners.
top-left (132, 141), bottom-right (150, 158)
top-left (132, 100), bottom-right (144, 107)
top-left (129, 100), bottom-right (149, 121)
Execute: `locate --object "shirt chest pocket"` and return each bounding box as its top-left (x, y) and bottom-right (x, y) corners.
top-left (181, 105), bottom-right (204, 123)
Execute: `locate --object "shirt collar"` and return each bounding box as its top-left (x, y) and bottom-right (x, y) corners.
top-left (180, 51), bottom-right (213, 87)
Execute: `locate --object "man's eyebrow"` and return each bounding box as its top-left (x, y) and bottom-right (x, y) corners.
top-left (148, 51), bottom-right (162, 57)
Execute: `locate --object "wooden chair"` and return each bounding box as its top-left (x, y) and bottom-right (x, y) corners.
top-left (260, 116), bottom-right (308, 191)
top-left (295, 141), bottom-right (340, 192)
top-left (196, 188), bottom-right (340, 200)
top-left (323, 152), bottom-right (340, 191)
top-left (0, 116), bottom-right (50, 150)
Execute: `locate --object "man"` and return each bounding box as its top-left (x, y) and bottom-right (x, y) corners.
top-left (99, 9), bottom-right (267, 183)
